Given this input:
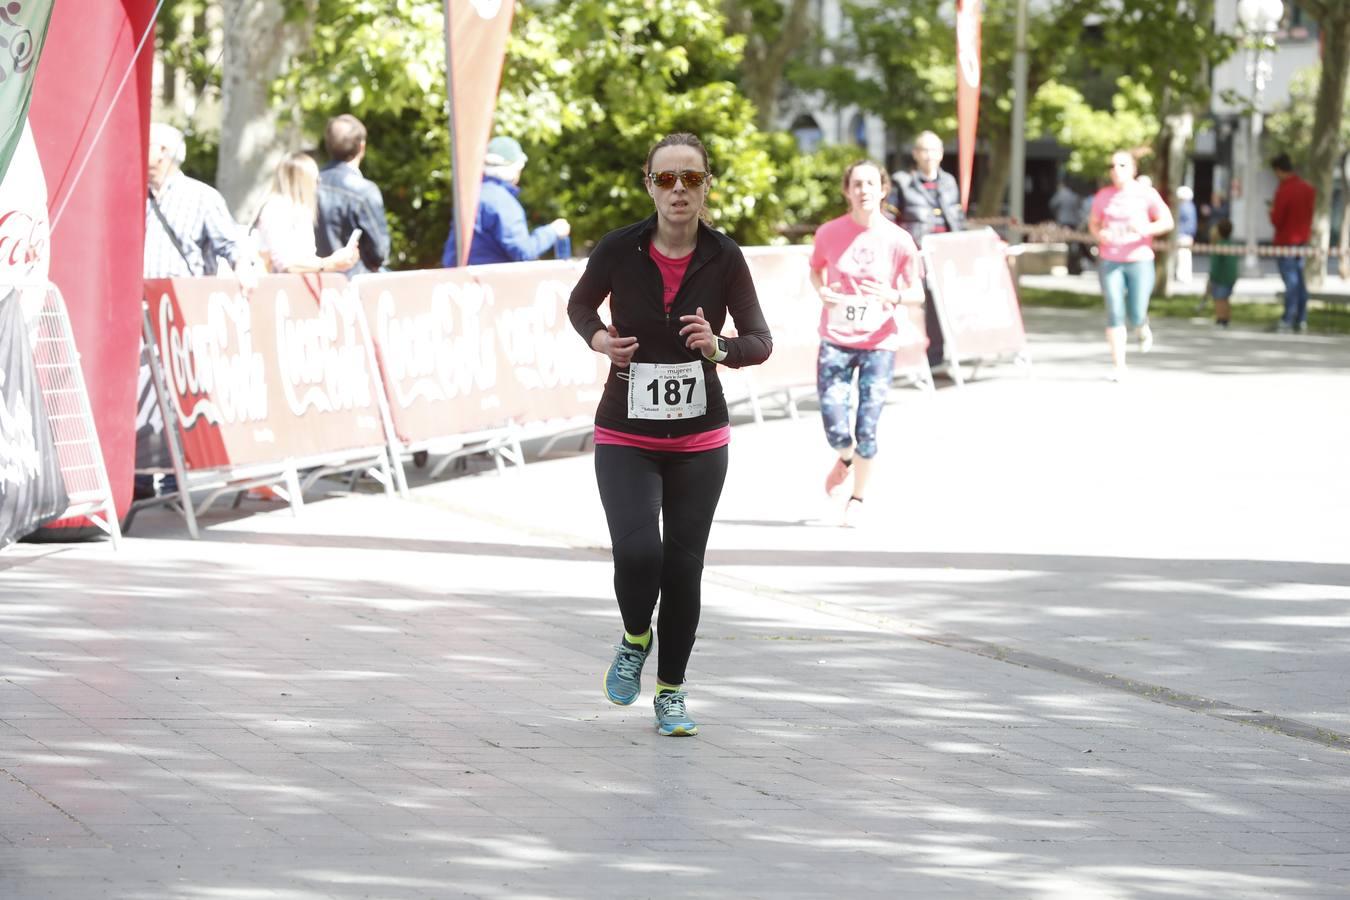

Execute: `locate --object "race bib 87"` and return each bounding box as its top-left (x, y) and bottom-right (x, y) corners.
top-left (627, 361), bottom-right (708, 420)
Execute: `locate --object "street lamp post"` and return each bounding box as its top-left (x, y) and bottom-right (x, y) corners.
top-left (1238, 0), bottom-right (1284, 275)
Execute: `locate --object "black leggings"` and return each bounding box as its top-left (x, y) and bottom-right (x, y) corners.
top-left (594, 443), bottom-right (729, 685)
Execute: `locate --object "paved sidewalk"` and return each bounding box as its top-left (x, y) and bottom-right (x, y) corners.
top-left (2, 308), bottom-right (1348, 898)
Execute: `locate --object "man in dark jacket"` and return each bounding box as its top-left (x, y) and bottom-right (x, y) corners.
top-left (888, 131), bottom-right (964, 367)
top-left (315, 114), bottom-right (391, 275)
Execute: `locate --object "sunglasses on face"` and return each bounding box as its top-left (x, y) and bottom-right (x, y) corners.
top-left (647, 169), bottom-right (710, 190)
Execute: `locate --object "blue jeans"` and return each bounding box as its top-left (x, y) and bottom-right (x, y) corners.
top-left (816, 342), bottom-right (895, 459)
top-left (1098, 259), bottom-right (1154, 328)
top-left (1277, 255), bottom-right (1308, 326)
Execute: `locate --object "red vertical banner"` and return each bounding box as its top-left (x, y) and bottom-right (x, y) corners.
top-left (28, 0), bottom-right (158, 521)
top-left (445, 0), bottom-right (515, 266)
top-left (955, 0), bottom-right (982, 212)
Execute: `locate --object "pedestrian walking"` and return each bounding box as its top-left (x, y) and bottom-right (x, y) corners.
top-left (814, 159), bottom-right (925, 526)
top-left (1088, 150), bottom-right (1174, 381)
top-left (1268, 153), bottom-right (1315, 333)
top-left (566, 132), bottom-right (773, 737)
top-left (1175, 185), bottom-right (1198, 284)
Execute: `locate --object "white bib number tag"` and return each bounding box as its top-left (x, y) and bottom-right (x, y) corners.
top-left (627, 361), bottom-right (708, 420)
top-left (828, 298), bottom-right (882, 331)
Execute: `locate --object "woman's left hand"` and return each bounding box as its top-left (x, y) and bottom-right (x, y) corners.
top-left (855, 278), bottom-right (900, 309)
top-left (679, 306), bottom-right (717, 357)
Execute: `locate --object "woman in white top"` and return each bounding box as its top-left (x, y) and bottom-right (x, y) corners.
top-left (252, 152), bottom-right (359, 273)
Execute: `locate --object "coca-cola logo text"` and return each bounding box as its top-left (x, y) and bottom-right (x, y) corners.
top-left (157, 289), bottom-right (268, 428)
top-left (376, 279), bottom-right (498, 410)
top-left (275, 286), bottom-right (373, 416)
top-left (496, 280), bottom-right (603, 391)
top-left (0, 208), bottom-right (47, 279)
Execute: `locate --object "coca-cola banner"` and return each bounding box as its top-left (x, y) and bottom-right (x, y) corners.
top-left (1, 288), bottom-right (67, 549)
top-left (922, 228), bottom-right (1026, 362)
top-left (143, 273), bottom-right (387, 471)
top-left (354, 261), bottom-right (607, 443)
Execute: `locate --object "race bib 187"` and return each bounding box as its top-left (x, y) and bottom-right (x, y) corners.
top-left (627, 361), bottom-right (708, 420)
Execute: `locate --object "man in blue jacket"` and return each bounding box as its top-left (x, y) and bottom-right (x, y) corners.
top-left (443, 136), bottom-right (571, 267)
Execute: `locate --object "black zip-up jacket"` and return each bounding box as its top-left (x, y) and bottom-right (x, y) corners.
top-left (567, 215), bottom-right (773, 437)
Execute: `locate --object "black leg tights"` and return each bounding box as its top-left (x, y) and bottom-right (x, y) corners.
top-left (594, 443), bottom-right (728, 685)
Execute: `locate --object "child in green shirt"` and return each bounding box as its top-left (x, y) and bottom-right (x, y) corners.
top-left (1206, 219), bottom-right (1240, 328)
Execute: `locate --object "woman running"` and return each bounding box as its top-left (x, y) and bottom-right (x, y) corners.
top-left (566, 132), bottom-right (772, 736)
top-left (1088, 150), bottom-right (1174, 380)
top-left (812, 159), bottom-right (925, 526)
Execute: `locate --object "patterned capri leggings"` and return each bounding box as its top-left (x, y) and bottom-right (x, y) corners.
top-left (816, 341), bottom-right (895, 459)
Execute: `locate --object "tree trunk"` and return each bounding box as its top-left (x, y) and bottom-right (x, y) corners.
top-left (975, 125), bottom-right (1012, 219)
top-left (1303, 8), bottom-right (1350, 286)
top-left (723, 0), bottom-right (813, 130)
top-left (217, 0), bottom-right (314, 223)
top-left (1154, 110), bottom-right (1193, 297)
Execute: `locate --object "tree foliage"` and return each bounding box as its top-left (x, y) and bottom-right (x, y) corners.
top-left (498, 0), bottom-right (824, 249)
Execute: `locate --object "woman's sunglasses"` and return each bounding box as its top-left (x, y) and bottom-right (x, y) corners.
top-left (647, 169), bottom-right (711, 190)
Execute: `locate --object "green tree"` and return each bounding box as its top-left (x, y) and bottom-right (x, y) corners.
top-left (1029, 79), bottom-right (1158, 183)
top-left (1289, 1), bottom-right (1350, 282)
top-left (276, 0), bottom-right (452, 268)
top-left (495, 0), bottom-right (782, 248)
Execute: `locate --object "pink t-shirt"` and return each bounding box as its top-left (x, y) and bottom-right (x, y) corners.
top-left (809, 214), bottom-right (922, 351)
top-left (649, 244), bottom-right (693, 311)
top-left (1091, 183), bottom-right (1169, 263)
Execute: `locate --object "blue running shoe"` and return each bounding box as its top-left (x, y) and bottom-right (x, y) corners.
top-left (654, 689), bottom-right (698, 736)
top-left (604, 639), bottom-right (650, 705)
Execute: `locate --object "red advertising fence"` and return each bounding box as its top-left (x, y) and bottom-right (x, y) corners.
top-left (136, 240), bottom-right (1019, 535)
top-left (922, 228), bottom-right (1029, 383)
top-left (353, 262), bottom-right (608, 446)
top-left (144, 273), bottom-right (389, 471)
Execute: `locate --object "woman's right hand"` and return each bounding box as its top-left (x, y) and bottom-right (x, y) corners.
top-left (325, 245), bottom-right (360, 272)
top-left (593, 325), bottom-right (638, 368)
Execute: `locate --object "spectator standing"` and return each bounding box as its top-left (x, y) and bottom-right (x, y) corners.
top-left (813, 160), bottom-right (925, 527)
top-left (888, 131), bottom-right (964, 368)
top-left (1206, 219), bottom-right (1239, 328)
top-left (1088, 150), bottom-right (1174, 381)
top-left (1268, 153), bottom-right (1315, 333)
top-left (144, 123), bottom-right (257, 281)
top-left (566, 132), bottom-right (772, 737)
top-left (442, 136), bottom-right (570, 266)
top-left (315, 114), bottom-right (391, 274)
top-left (253, 152), bottom-right (360, 274)
top-left (1049, 179), bottom-right (1084, 274)
top-left (1175, 185), bottom-right (1198, 283)
top-left (139, 123), bottom-right (260, 499)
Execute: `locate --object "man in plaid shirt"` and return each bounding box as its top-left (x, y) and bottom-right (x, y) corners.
top-left (143, 123), bottom-right (258, 280)
top-left (137, 123), bottom-right (260, 500)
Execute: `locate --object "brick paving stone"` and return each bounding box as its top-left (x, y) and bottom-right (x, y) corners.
top-left (2, 308), bottom-right (1349, 898)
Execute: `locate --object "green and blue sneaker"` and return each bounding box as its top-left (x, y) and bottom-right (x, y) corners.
top-left (604, 638), bottom-right (651, 705)
top-left (654, 689), bottom-right (698, 736)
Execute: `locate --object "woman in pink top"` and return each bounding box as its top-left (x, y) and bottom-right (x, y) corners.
top-left (1088, 150), bottom-right (1174, 380)
top-left (809, 159), bottom-right (924, 526)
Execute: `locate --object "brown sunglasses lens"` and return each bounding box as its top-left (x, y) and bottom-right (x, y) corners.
top-left (650, 170), bottom-right (707, 189)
